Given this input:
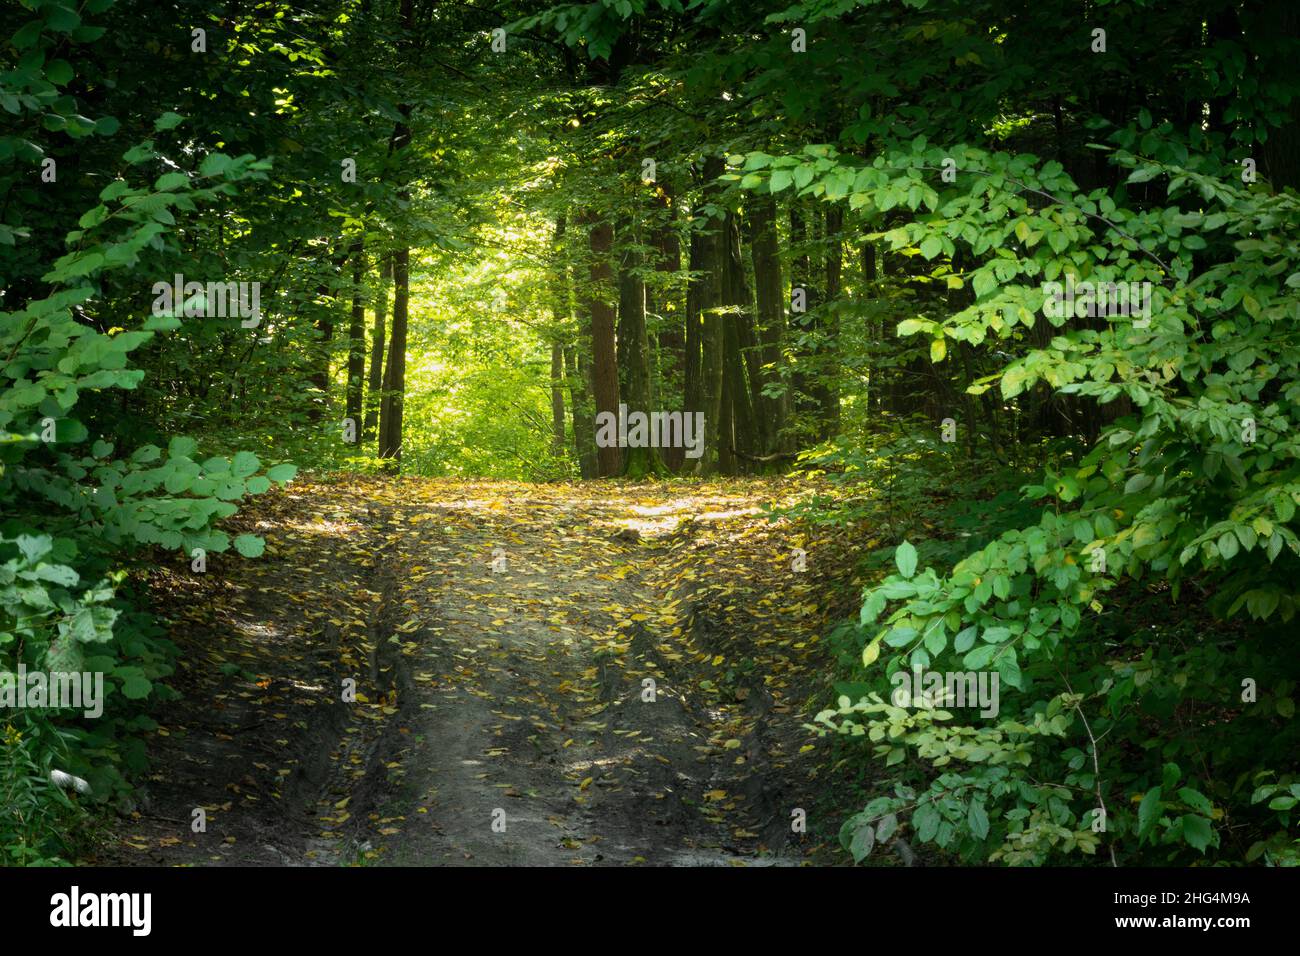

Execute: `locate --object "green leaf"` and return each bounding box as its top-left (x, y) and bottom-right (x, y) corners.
top-left (46, 4), bottom-right (80, 32)
top-left (849, 820), bottom-right (875, 862)
top-left (168, 436), bottom-right (198, 459)
top-left (11, 20), bottom-right (43, 49)
top-left (231, 450), bottom-right (260, 477)
top-left (115, 666), bottom-right (153, 700)
top-left (46, 59), bottom-right (74, 86)
top-left (994, 650), bottom-right (1022, 688)
top-left (34, 563), bottom-right (78, 586)
top-left (895, 541), bottom-right (918, 578)
top-left (155, 172), bottom-right (189, 191)
top-left (1177, 787), bottom-right (1214, 816)
top-left (1137, 787), bottom-right (1162, 841)
top-left (1218, 531), bottom-right (1239, 561)
top-left (199, 153), bottom-right (232, 177)
top-left (840, 815), bottom-right (875, 863)
top-left (233, 534), bottom-right (265, 558)
top-left (16, 534), bottom-right (53, 563)
top-left (1180, 814), bottom-right (1213, 853)
top-left (883, 625), bottom-right (917, 648)
top-left (954, 626), bottom-right (977, 653)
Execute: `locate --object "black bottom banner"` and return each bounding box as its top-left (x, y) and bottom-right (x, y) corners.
top-left (0, 865), bottom-right (1289, 941)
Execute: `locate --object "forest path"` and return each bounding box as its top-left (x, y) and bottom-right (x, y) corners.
top-left (98, 477), bottom-right (857, 866)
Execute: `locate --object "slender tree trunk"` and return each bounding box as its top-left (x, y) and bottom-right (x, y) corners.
top-left (860, 240), bottom-right (879, 417)
top-left (550, 343), bottom-right (566, 457)
top-left (308, 243), bottom-right (350, 422)
top-left (683, 230), bottom-right (704, 465)
top-left (344, 237), bottom-right (367, 432)
top-left (586, 216), bottom-right (621, 477)
top-left (363, 255), bottom-right (390, 442)
top-left (789, 202), bottom-right (817, 431)
top-left (651, 202), bottom-right (685, 471)
top-left (548, 215), bottom-right (571, 462)
top-left (617, 217), bottom-right (663, 477)
top-left (378, 247), bottom-right (409, 464)
top-left (568, 344), bottom-right (597, 477)
top-left (376, 0), bottom-right (413, 467)
top-left (819, 204), bottom-right (843, 439)
top-left (697, 157), bottom-right (728, 472)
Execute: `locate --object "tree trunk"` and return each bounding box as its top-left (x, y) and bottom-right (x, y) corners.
top-left (586, 216), bottom-right (621, 477)
top-left (749, 193), bottom-right (787, 451)
top-left (819, 204), bottom-right (843, 439)
top-left (724, 209), bottom-right (761, 463)
top-left (683, 230), bottom-right (704, 468)
top-left (344, 237), bottom-right (366, 433)
top-left (550, 343), bottom-right (566, 457)
top-left (363, 255), bottom-right (390, 442)
top-left (376, 0), bottom-right (413, 467)
top-left (378, 247), bottom-right (409, 465)
top-left (789, 202), bottom-right (818, 432)
top-left (568, 345), bottom-right (597, 478)
top-left (617, 217), bottom-right (663, 477)
top-left (548, 215), bottom-right (571, 461)
top-left (696, 156), bottom-right (728, 471)
top-left (651, 203), bottom-right (685, 471)
top-left (307, 243), bottom-right (350, 422)
top-left (860, 240), bottom-right (879, 416)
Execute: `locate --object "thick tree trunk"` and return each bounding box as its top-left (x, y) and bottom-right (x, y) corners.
top-left (724, 209), bottom-right (761, 463)
top-left (748, 194), bottom-right (787, 451)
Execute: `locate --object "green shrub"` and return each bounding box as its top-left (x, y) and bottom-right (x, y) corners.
top-left (760, 137), bottom-right (1300, 865)
top-left (1, 1), bottom-right (293, 861)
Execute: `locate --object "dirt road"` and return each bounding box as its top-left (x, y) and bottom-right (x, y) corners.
top-left (99, 478), bottom-right (857, 866)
